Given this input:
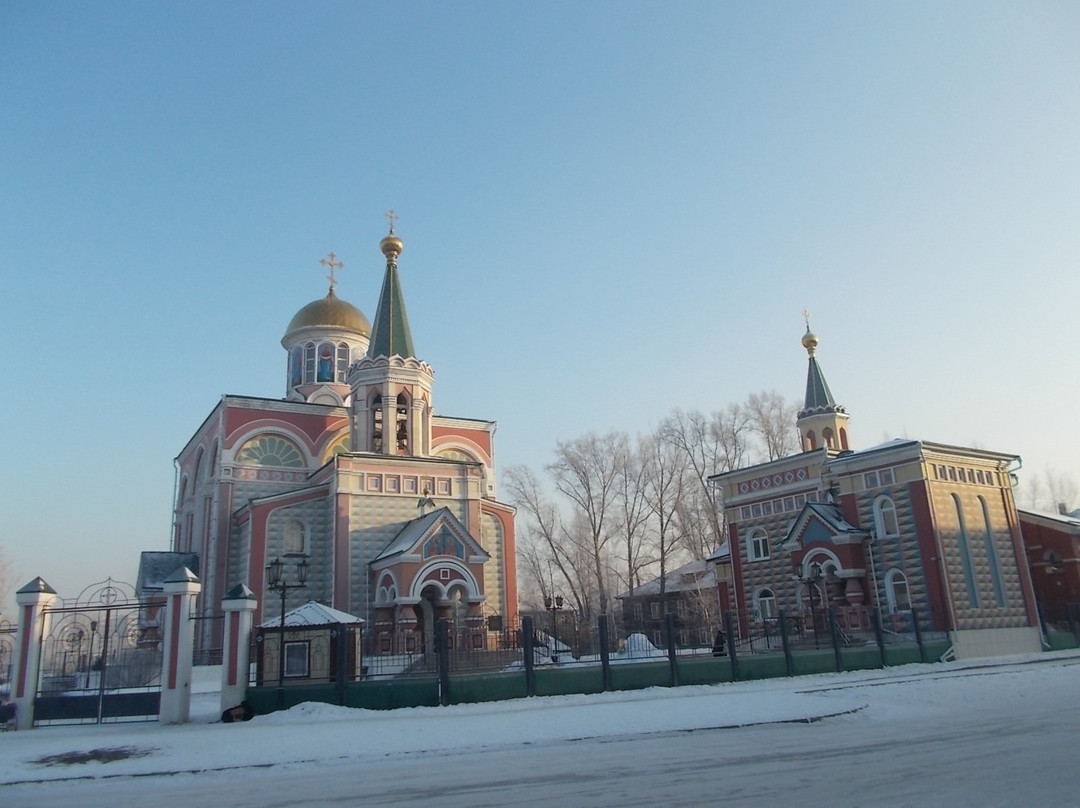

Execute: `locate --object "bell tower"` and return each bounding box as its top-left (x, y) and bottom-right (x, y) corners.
top-left (796, 317), bottom-right (850, 453)
top-left (349, 216), bottom-right (435, 456)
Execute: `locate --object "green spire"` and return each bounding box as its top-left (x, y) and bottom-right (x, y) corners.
top-left (367, 227), bottom-right (416, 359)
top-left (803, 356), bottom-right (837, 413)
top-left (798, 323), bottom-right (840, 417)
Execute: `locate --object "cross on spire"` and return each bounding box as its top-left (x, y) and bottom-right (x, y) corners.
top-left (385, 209), bottom-right (398, 235)
top-left (802, 308), bottom-right (811, 330)
top-left (320, 251), bottom-right (344, 291)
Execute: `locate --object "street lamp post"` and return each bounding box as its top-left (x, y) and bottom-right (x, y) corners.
top-left (266, 555), bottom-right (309, 709)
top-left (794, 563), bottom-right (822, 650)
top-left (544, 594), bottom-right (564, 663)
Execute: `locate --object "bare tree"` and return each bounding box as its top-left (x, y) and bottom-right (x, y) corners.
top-left (640, 431), bottom-right (690, 602)
top-left (613, 438), bottom-right (654, 597)
top-left (545, 432), bottom-right (628, 618)
top-left (505, 465), bottom-right (593, 619)
top-left (0, 546), bottom-right (13, 616)
top-left (744, 390), bottom-right (800, 461)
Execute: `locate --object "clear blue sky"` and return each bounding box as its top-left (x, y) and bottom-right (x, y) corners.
top-left (2, 2), bottom-right (1078, 607)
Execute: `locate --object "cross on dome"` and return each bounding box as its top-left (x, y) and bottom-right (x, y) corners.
top-left (320, 251), bottom-right (344, 291)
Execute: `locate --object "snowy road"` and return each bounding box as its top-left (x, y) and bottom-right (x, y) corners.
top-left (4, 654), bottom-right (1080, 807)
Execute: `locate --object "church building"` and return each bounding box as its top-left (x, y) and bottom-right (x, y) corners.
top-left (710, 325), bottom-right (1041, 660)
top-left (170, 223), bottom-right (518, 657)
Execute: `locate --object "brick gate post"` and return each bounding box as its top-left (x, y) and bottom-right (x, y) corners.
top-left (220, 584), bottom-right (257, 716)
top-left (159, 567), bottom-right (201, 724)
top-left (12, 578), bottom-right (58, 730)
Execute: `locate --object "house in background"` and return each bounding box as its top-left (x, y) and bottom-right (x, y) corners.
top-left (1019, 507), bottom-right (1080, 625)
top-left (710, 325), bottom-right (1041, 660)
top-left (617, 557), bottom-right (728, 648)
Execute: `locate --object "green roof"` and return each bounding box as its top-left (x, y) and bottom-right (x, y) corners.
top-left (367, 260), bottom-right (415, 359)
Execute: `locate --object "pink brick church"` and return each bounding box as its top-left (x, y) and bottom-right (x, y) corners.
top-left (168, 223), bottom-right (517, 658)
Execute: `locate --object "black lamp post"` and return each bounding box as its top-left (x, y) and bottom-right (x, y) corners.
top-left (795, 563), bottom-right (822, 650)
top-left (544, 594), bottom-right (564, 663)
top-left (266, 555), bottom-right (309, 709)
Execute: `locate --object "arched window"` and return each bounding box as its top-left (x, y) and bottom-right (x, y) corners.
top-left (873, 496), bottom-right (899, 539)
top-left (192, 447), bottom-right (204, 488)
top-left (371, 395), bottom-right (383, 453)
top-left (284, 520), bottom-right (306, 555)
top-left (822, 427), bottom-right (835, 449)
top-left (235, 434), bottom-right (305, 468)
top-left (754, 588), bottom-right (777, 621)
top-left (746, 528), bottom-right (769, 562)
top-left (805, 430), bottom-right (817, 451)
top-left (317, 342), bottom-right (334, 383)
top-left (396, 392), bottom-right (410, 454)
top-left (336, 343), bottom-right (349, 382)
top-left (304, 343), bottom-right (316, 384)
top-left (952, 494), bottom-right (979, 608)
top-left (839, 428), bottom-right (849, 450)
top-left (322, 433), bottom-right (351, 464)
top-left (979, 496), bottom-right (1006, 607)
top-left (885, 569), bottom-right (911, 612)
top-left (290, 346), bottom-right (303, 388)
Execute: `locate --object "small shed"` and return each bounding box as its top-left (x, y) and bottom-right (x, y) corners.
top-left (256, 602), bottom-right (365, 686)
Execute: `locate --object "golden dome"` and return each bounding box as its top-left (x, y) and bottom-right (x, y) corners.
top-left (284, 288), bottom-right (371, 339)
top-left (801, 326), bottom-right (819, 356)
top-left (380, 232), bottom-right (404, 260)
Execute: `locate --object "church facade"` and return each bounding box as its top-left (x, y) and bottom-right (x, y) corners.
top-left (171, 227), bottom-right (517, 656)
top-left (711, 326), bottom-right (1041, 659)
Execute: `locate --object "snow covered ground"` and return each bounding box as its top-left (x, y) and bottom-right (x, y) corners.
top-left (3, 651), bottom-right (1080, 806)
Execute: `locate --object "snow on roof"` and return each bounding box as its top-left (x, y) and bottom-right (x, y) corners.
top-left (258, 600), bottom-right (364, 628)
top-left (617, 558), bottom-right (716, 599)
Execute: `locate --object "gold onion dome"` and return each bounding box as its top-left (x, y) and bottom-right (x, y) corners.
top-left (284, 287), bottom-right (371, 338)
top-left (380, 232), bottom-right (404, 260)
top-left (801, 327), bottom-right (819, 356)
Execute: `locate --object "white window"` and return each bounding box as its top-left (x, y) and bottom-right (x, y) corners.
top-left (747, 528), bottom-right (770, 562)
top-left (633, 602), bottom-right (643, 622)
top-left (650, 601), bottom-right (661, 620)
top-left (754, 588), bottom-right (777, 621)
top-left (873, 496), bottom-right (899, 539)
top-left (885, 569), bottom-right (911, 613)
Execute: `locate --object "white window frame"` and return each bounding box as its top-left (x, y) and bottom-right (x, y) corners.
top-left (884, 569), bottom-right (911, 613)
top-left (284, 640), bottom-right (310, 678)
top-left (747, 528), bottom-right (770, 562)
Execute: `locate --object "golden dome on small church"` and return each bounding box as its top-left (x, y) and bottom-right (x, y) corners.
top-left (284, 287), bottom-right (371, 339)
top-left (380, 232), bottom-right (403, 259)
top-left (801, 327), bottom-right (819, 355)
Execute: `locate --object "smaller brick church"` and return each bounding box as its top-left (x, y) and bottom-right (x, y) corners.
top-left (711, 324), bottom-right (1041, 660)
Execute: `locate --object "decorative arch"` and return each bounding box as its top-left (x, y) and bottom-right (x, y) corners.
top-left (800, 547), bottom-right (842, 576)
top-left (375, 571), bottom-right (400, 605)
top-left (805, 430), bottom-right (817, 451)
top-left (235, 433), bottom-right (306, 468)
top-left (408, 559), bottom-right (482, 601)
top-left (208, 439), bottom-right (220, 478)
top-left (177, 474), bottom-right (189, 506)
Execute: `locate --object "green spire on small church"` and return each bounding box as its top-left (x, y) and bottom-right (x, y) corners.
top-left (799, 315), bottom-right (838, 416)
top-left (367, 213), bottom-right (416, 360)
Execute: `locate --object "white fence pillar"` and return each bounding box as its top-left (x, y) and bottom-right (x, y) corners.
top-left (12, 578), bottom-right (58, 730)
top-left (220, 584), bottom-right (257, 716)
top-left (158, 567), bottom-right (201, 725)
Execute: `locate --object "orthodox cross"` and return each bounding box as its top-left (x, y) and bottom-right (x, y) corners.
top-left (385, 209), bottom-right (398, 234)
top-left (802, 308), bottom-right (811, 330)
top-left (320, 252), bottom-right (344, 290)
